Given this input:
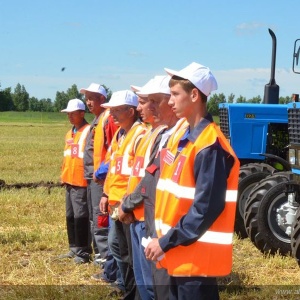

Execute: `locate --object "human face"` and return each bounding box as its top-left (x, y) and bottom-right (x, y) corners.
top-left (148, 94), bottom-right (175, 127)
top-left (136, 97), bottom-right (155, 124)
top-left (109, 105), bottom-right (133, 129)
top-left (84, 91), bottom-right (105, 116)
top-left (168, 83), bottom-right (194, 119)
top-left (67, 110), bottom-right (85, 128)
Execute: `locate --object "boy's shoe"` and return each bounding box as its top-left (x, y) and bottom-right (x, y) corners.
top-left (57, 251), bottom-right (75, 259)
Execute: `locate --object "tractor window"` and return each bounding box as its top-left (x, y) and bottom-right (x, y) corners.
top-left (293, 39), bottom-right (300, 74)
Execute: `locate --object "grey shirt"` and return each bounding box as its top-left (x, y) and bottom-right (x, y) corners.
top-left (83, 116), bottom-right (99, 180)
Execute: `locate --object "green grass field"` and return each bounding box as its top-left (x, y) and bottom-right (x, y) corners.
top-left (0, 112), bottom-right (299, 299)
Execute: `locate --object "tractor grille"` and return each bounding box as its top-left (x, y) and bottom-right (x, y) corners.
top-left (288, 108), bottom-right (300, 144)
top-left (219, 108), bottom-right (230, 136)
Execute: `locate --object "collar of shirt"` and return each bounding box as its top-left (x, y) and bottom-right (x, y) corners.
top-left (177, 113), bottom-right (213, 152)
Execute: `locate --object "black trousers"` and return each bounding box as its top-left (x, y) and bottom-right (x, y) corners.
top-left (114, 220), bottom-right (140, 300)
top-left (169, 276), bottom-right (219, 300)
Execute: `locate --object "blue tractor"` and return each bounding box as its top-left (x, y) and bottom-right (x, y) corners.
top-left (219, 29), bottom-right (291, 242)
top-left (289, 99), bottom-right (300, 263)
top-left (280, 39), bottom-right (300, 262)
top-left (242, 39), bottom-right (300, 259)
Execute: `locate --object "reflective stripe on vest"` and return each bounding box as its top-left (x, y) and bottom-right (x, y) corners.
top-left (155, 219), bottom-right (234, 245)
top-left (155, 122), bottom-right (240, 277)
top-left (157, 178), bottom-right (237, 203)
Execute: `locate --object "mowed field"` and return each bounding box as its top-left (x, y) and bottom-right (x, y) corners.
top-left (0, 111), bottom-right (299, 300)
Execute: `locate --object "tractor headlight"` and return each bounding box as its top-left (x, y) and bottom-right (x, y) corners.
top-left (289, 149), bottom-right (296, 165)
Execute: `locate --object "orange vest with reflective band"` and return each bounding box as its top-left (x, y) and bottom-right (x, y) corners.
top-left (155, 122), bottom-right (239, 277)
top-left (127, 125), bottom-right (168, 221)
top-left (61, 124), bottom-right (90, 187)
top-left (93, 109), bottom-right (111, 171)
top-left (104, 121), bottom-right (147, 205)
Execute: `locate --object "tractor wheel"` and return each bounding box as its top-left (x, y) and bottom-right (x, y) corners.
top-left (244, 172), bottom-right (290, 252)
top-left (291, 207), bottom-right (300, 265)
top-left (255, 178), bottom-right (292, 255)
top-left (236, 163), bottom-right (275, 238)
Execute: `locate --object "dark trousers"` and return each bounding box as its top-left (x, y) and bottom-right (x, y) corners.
top-left (86, 180), bottom-right (108, 259)
top-left (112, 219), bottom-right (140, 300)
top-left (169, 276), bottom-right (219, 300)
top-left (65, 185), bottom-right (91, 257)
top-left (151, 262), bottom-right (170, 300)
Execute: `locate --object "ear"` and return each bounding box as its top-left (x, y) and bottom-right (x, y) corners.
top-left (128, 107), bottom-right (135, 118)
top-left (191, 88), bottom-right (199, 103)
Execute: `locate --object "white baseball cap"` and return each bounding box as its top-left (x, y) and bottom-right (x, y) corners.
top-left (135, 75), bottom-right (171, 97)
top-left (164, 62), bottom-right (218, 96)
top-left (79, 83), bottom-right (107, 99)
top-left (130, 85), bottom-right (142, 93)
top-left (101, 90), bottom-right (138, 108)
top-left (61, 99), bottom-right (85, 112)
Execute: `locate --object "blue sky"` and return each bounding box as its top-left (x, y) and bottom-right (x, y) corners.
top-left (1, 0), bottom-right (300, 101)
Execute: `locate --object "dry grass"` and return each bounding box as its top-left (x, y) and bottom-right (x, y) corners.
top-left (0, 115), bottom-right (300, 299)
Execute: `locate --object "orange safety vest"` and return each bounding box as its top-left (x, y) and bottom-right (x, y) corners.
top-left (155, 122), bottom-right (240, 277)
top-left (127, 125), bottom-right (168, 221)
top-left (93, 109), bottom-right (112, 171)
top-left (61, 123), bottom-right (90, 187)
top-left (104, 121), bottom-right (147, 205)
top-left (159, 118), bottom-right (189, 170)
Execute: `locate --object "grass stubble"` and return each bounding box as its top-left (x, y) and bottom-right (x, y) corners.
top-left (0, 112), bottom-right (299, 299)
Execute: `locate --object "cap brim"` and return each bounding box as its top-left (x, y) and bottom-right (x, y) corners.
top-left (164, 67), bottom-right (184, 79)
top-left (136, 90), bottom-right (170, 97)
top-left (79, 88), bottom-right (87, 94)
top-left (79, 87), bottom-right (98, 94)
top-left (101, 103), bottom-right (111, 108)
top-left (131, 85), bottom-right (141, 92)
top-left (101, 103), bottom-right (122, 108)
top-left (135, 91), bottom-right (149, 97)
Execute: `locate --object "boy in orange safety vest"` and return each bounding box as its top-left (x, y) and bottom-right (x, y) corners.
top-left (145, 63), bottom-right (240, 300)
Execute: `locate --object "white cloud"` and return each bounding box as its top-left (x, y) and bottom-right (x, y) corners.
top-left (235, 22), bottom-right (266, 36)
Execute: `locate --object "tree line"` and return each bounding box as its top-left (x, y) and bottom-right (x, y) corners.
top-left (0, 83), bottom-right (112, 113)
top-left (0, 82), bottom-right (294, 116)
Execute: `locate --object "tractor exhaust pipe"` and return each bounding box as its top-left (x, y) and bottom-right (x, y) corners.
top-left (263, 28), bottom-right (280, 104)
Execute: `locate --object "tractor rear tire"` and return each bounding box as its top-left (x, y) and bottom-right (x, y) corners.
top-left (236, 163), bottom-right (275, 238)
top-left (255, 179), bottom-right (292, 255)
top-left (291, 207), bottom-right (300, 266)
top-left (244, 172), bottom-right (290, 254)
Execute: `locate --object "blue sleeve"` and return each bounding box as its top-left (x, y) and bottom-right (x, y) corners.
top-left (94, 161), bottom-right (109, 180)
top-left (159, 141), bottom-right (234, 252)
